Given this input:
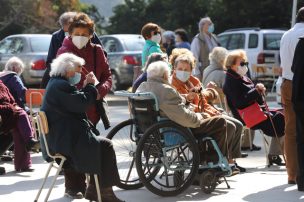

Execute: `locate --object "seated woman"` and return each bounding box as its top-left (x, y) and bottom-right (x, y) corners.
top-left (223, 49), bottom-right (285, 166)
top-left (132, 52), bottom-right (168, 92)
top-left (0, 57), bottom-right (27, 109)
top-left (170, 53), bottom-right (245, 172)
top-left (0, 81), bottom-right (39, 172)
top-left (41, 53), bottom-right (123, 202)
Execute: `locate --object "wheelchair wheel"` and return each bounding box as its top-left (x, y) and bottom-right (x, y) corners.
top-left (200, 170), bottom-right (217, 194)
top-left (106, 119), bottom-right (143, 190)
top-left (135, 121), bottom-right (200, 196)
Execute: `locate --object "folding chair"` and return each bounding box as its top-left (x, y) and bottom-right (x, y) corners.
top-left (34, 111), bottom-right (102, 202)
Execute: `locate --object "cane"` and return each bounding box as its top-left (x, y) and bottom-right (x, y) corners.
top-left (261, 93), bottom-right (287, 165)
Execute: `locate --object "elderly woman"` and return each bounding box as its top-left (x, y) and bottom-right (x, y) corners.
top-left (0, 57), bottom-right (27, 109)
top-left (141, 22), bottom-right (163, 67)
top-left (223, 49), bottom-right (285, 166)
top-left (56, 12), bottom-right (112, 198)
top-left (0, 80), bottom-right (39, 172)
top-left (162, 30), bottom-right (176, 56)
top-left (170, 53), bottom-right (245, 172)
top-left (132, 52), bottom-right (168, 92)
top-left (41, 53), bottom-right (123, 202)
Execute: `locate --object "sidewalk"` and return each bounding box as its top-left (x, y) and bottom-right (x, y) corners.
top-left (0, 130), bottom-right (302, 202)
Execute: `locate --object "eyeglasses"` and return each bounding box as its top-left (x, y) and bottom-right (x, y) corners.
top-left (240, 61), bottom-right (249, 67)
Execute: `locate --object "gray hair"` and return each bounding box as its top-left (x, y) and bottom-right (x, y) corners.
top-left (147, 61), bottom-right (170, 79)
top-left (174, 54), bottom-right (194, 70)
top-left (209, 47), bottom-right (228, 67)
top-left (144, 53), bottom-right (168, 72)
top-left (50, 53), bottom-right (85, 77)
top-left (59, 12), bottom-right (77, 28)
top-left (198, 17), bottom-right (211, 32)
top-left (4, 56), bottom-right (24, 74)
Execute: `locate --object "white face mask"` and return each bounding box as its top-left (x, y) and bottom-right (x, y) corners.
top-left (176, 70), bottom-right (191, 82)
top-left (151, 33), bottom-right (161, 44)
top-left (237, 65), bottom-right (248, 77)
top-left (72, 36), bottom-right (89, 49)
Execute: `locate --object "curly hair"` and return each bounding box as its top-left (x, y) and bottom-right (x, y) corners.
top-left (68, 12), bottom-right (95, 35)
top-left (225, 49), bottom-right (248, 69)
top-left (169, 48), bottom-right (196, 69)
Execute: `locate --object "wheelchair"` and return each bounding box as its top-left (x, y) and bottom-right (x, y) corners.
top-left (106, 91), bottom-right (232, 196)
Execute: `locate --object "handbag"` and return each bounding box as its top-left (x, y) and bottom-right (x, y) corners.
top-left (237, 102), bottom-right (267, 128)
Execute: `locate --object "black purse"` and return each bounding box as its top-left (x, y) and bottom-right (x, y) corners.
top-left (93, 46), bottom-right (111, 130)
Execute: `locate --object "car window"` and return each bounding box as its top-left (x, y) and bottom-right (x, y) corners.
top-left (263, 33), bottom-right (283, 50)
top-left (122, 38), bottom-right (145, 51)
top-left (218, 34), bottom-right (230, 48)
top-left (30, 36), bottom-right (51, 52)
top-left (102, 38), bottom-right (118, 53)
top-left (248, 34), bottom-right (258, 48)
top-left (227, 34), bottom-right (245, 50)
top-left (0, 38), bottom-right (13, 54)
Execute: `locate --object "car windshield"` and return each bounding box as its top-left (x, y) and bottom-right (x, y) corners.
top-left (30, 36), bottom-right (51, 52)
top-left (263, 33), bottom-right (283, 50)
top-left (122, 37), bottom-right (145, 51)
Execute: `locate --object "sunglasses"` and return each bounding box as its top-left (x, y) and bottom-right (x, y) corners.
top-left (153, 31), bottom-right (161, 35)
top-left (240, 61), bottom-right (249, 67)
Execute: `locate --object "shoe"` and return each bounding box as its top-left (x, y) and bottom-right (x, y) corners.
top-left (16, 168), bottom-right (35, 172)
top-left (297, 176), bottom-right (304, 191)
top-left (235, 163), bottom-right (246, 172)
top-left (100, 187), bottom-right (125, 202)
top-left (241, 144), bottom-right (261, 151)
top-left (268, 155), bottom-right (286, 166)
top-left (0, 167), bottom-right (5, 175)
top-left (241, 152), bottom-right (248, 158)
top-left (25, 138), bottom-right (40, 152)
top-left (84, 184), bottom-right (97, 201)
top-left (64, 189), bottom-right (84, 199)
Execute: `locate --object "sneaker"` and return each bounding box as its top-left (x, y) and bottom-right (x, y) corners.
top-left (64, 189), bottom-right (84, 199)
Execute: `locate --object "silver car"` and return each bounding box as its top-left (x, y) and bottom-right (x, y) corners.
top-left (99, 34), bottom-right (145, 91)
top-left (0, 34), bottom-right (51, 86)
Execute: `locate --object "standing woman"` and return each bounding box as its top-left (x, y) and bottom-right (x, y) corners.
top-left (56, 12), bottom-right (112, 199)
top-left (141, 22), bottom-right (163, 67)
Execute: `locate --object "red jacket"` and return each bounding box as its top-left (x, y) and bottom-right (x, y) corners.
top-left (0, 81), bottom-right (21, 132)
top-left (57, 37), bottom-right (112, 124)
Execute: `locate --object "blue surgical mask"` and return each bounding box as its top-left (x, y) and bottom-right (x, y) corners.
top-left (208, 24), bottom-right (215, 33)
top-left (68, 72), bottom-right (81, 85)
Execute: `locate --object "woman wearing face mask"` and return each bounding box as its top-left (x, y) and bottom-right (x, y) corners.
top-left (141, 22), bottom-right (164, 67)
top-left (223, 49), bottom-right (285, 166)
top-left (42, 53), bottom-right (123, 202)
top-left (56, 13), bottom-right (115, 200)
top-left (171, 52), bottom-right (246, 173)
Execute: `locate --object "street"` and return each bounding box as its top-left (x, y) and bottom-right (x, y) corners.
top-left (0, 94), bottom-right (303, 202)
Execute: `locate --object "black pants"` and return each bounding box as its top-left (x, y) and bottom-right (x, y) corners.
top-left (64, 137), bottom-right (120, 192)
top-left (294, 106), bottom-right (304, 180)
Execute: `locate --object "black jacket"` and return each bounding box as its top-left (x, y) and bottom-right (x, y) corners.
top-left (40, 29), bottom-right (103, 88)
top-left (292, 37), bottom-right (304, 109)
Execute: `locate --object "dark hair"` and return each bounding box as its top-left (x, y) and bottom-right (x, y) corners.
top-left (174, 28), bottom-right (189, 42)
top-left (296, 7), bottom-right (304, 23)
top-left (141, 23), bottom-right (161, 40)
top-left (68, 12), bottom-right (95, 35)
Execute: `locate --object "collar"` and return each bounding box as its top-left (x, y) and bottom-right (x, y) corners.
top-left (146, 40), bottom-right (160, 47)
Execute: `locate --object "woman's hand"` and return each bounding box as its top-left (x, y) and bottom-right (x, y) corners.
top-left (255, 83), bottom-right (266, 95)
top-left (186, 92), bottom-right (196, 102)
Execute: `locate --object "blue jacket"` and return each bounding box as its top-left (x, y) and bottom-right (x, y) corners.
top-left (0, 72), bottom-right (27, 109)
top-left (40, 29), bottom-right (103, 88)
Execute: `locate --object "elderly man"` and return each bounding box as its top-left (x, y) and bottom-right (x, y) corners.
top-left (40, 12), bottom-right (102, 88)
top-left (136, 61), bottom-right (231, 162)
top-left (191, 17), bottom-right (220, 81)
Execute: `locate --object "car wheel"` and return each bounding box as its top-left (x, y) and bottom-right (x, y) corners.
top-left (111, 71), bottom-right (120, 92)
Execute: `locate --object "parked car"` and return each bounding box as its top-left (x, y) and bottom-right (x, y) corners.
top-left (218, 28), bottom-right (285, 88)
top-left (99, 34), bottom-right (145, 91)
top-left (0, 34), bottom-right (51, 86)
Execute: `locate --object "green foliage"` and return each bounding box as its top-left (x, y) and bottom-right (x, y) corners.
top-left (107, 0), bottom-right (304, 38)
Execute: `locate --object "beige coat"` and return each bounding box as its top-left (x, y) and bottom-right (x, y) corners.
top-left (136, 77), bottom-right (202, 128)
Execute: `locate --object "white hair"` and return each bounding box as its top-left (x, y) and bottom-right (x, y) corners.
top-left (146, 61), bottom-right (170, 79)
top-left (58, 12), bottom-right (77, 28)
top-left (198, 17), bottom-right (211, 32)
top-left (4, 56), bottom-right (24, 74)
top-left (209, 47), bottom-right (228, 67)
top-left (50, 53), bottom-right (85, 77)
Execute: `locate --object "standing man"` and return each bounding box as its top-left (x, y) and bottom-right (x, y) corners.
top-left (280, 7), bottom-right (304, 185)
top-left (191, 17), bottom-right (220, 81)
top-left (40, 12), bottom-right (102, 88)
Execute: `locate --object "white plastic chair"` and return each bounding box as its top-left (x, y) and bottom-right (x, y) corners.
top-left (34, 111), bottom-right (102, 202)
